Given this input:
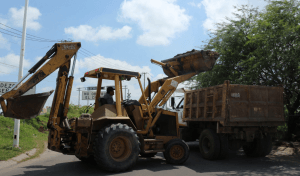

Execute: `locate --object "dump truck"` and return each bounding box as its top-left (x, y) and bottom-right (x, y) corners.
top-left (174, 80), bottom-right (285, 160)
top-left (0, 44), bottom-right (219, 172)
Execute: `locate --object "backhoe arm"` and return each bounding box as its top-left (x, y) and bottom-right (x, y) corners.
top-left (0, 42), bottom-right (81, 119)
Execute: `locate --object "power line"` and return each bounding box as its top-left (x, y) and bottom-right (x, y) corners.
top-left (0, 38), bottom-right (51, 50)
top-left (0, 30), bottom-right (58, 42)
top-left (0, 23), bottom-right (60, 42)
top-left (26, 45), bottom-right (51, 52)
top-left (0, 27), bottom-right (43, 41)
top-left (78, 49), bottom-right (119, 68)
top-left (0, 70), bottom-right (16, 75)
top-left (0, 29), bottom-right (58, 42)
top-left (81, 48), bottom-right (125, 69)
top-left (0, 61), bottom-right (18, 68)
top-left (80, 48), bottom-right (137, 71)
top-left (77, 51), bottom-right (120, 69)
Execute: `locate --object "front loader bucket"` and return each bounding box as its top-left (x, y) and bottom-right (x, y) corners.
top-left (161, 49), bottom-right (219, 77)
top-left (4, 91), bottom-right (53, 119)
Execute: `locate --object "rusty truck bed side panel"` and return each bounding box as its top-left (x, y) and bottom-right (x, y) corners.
top-left (182, 81), bottom-right (285, 126)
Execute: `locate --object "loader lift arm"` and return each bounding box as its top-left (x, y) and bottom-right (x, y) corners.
top-left (137, 50), bottom-right (219, 135)
top-left (139, 50), bottom-right (219, 114)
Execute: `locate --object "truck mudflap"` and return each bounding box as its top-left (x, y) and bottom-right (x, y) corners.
top-left (4, 90), bottom-right (53, 119)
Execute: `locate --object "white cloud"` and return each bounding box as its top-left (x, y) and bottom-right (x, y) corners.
top-left (152, 73), bottom-right (166, 81)
top-left (0, 18), bottom-right (8, 25)
top-left (77, 54), bottom-right (151, 73)
top-left (188, 2), bottom-right (202, 8)
top-left (0, 53), bottom-right (31, 75)
top-left (35, 56), bottom-right (42, 61)
top-left (64, 25), bottom-right (132, 42)
top-left (119, 0), bottom-right (192, 46)
top-left (0, 18), bottom-right (10, 50)
top-left (9, 6), bottom-right (42, 31)
top-left (200, 0), bottom-right (268, 31)
top-left (0, 33), bottom-right (10, 50)
top-left (41, 86), bottom-right (53, 92)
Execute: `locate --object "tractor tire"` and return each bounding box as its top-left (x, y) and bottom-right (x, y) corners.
top-left (218, 134), bottom-right (229, 159)
top-left (76, 155), bottom-right (95, 164)
top-left (140, 152), bottom-right (157, 158)
top-left (199, 129), bottom-right (220, 160)
top-left (163, 139), bottom-right (189, 164)
top-left (243, 135), bottom-right (272, 157)
top-left (93, 123), bottom-right (140, 172)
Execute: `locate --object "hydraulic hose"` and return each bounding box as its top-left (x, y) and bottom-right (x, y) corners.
top-left (147, 77), bottom-right (151, 103)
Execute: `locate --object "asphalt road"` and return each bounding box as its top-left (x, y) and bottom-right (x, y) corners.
top-left (1, 142), bottom-right (300, 176)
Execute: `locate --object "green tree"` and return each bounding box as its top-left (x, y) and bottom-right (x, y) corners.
top-left (247, 0), bottom-right (300, 138)
top-left (193, 4), bottom-right (260, 88)
top-left (194, 0), bottom-right (300, 138)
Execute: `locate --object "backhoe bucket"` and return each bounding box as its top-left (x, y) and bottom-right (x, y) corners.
top-left (4, 91), bottom-right (53, 119)
top-left (161, 50), bottom-right (219, 77)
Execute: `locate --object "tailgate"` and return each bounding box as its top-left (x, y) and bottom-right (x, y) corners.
top-left (228, 84), bottom-right (284, 123)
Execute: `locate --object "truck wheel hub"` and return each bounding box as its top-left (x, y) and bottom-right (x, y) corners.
top-left (170, 145), bottom-right (184, 160)
top-left (202, 137), bottom-right (211, 153)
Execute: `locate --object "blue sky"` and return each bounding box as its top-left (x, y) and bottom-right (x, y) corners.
top-left (0, 0), bottom-right (268, 107)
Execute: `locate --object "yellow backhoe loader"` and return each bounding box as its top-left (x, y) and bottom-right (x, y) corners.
top-left (0, 42), bottom-right (219, 172)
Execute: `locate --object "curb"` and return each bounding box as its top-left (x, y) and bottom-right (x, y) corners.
top-left (0, 147), bottom-right (37, 170)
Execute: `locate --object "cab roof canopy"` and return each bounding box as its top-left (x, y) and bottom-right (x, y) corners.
top-left (84, 67), bottom-right (140, 80)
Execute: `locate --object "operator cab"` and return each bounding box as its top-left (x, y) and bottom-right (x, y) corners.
top-left (80, 67), bottom-right (142, 125)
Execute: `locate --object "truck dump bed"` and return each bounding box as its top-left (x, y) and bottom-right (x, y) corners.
top-left (182, 80), bottom-right (285, 126)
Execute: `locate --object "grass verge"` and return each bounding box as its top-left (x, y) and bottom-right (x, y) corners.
top-left (0, 114), bottom-right (49, 161)
top-left (0, 104), bottom-right (92, 161)
top-left (67, 104), bottom-right (94, 118)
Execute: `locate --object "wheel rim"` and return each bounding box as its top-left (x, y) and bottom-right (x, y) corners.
top-left (169, 145), bottom-right (184, 160)
top-left (109, 136), bottom-right (132, 162)
top-left (202, 137), bottom-right (211, 153)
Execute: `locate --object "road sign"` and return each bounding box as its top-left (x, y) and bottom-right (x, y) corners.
top-left (0, 82), bottom-right (15, 95)
top-left (82, 91), bottom-right (97, 100)
top-left (86, 87), bottom-right (97, 90)
top-left (0, 81), bottom-right (36, 95)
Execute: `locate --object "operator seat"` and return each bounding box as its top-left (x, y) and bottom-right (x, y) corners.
top-left (99, 98), bottom-right (107, 106)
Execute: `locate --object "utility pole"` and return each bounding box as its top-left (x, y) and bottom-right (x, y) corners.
top-left (13, 0), bottom-right (29, 148)
top-left (141, 72), bottom-right (148, 90)
top-left (127, 89), bottom-right (131, 100)
top-left (77, 88), bottom-right (82, 107)
top-left (123, 85), bottom-right (127, 100)
top-left (87, 87), bottom-right (89, 105)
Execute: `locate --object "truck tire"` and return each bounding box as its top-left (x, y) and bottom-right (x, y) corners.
top-left (218, 134), bottom-right (229, 159)
top-left (242, 135), bottom-right (272, 157)
top-left (93, 123), bottom-right (140, 172)
top-left (262, 135), bottom-right (272, 156)
top-left (199, 129), bottom-right (220, 160)
top-left (140, 152), bottom-right (157, 157)
top-left (163, 139), bottom-right (189, 164)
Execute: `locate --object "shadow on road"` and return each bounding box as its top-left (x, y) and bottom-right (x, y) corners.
top-left (11, 142), bottom-right (300, 176)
